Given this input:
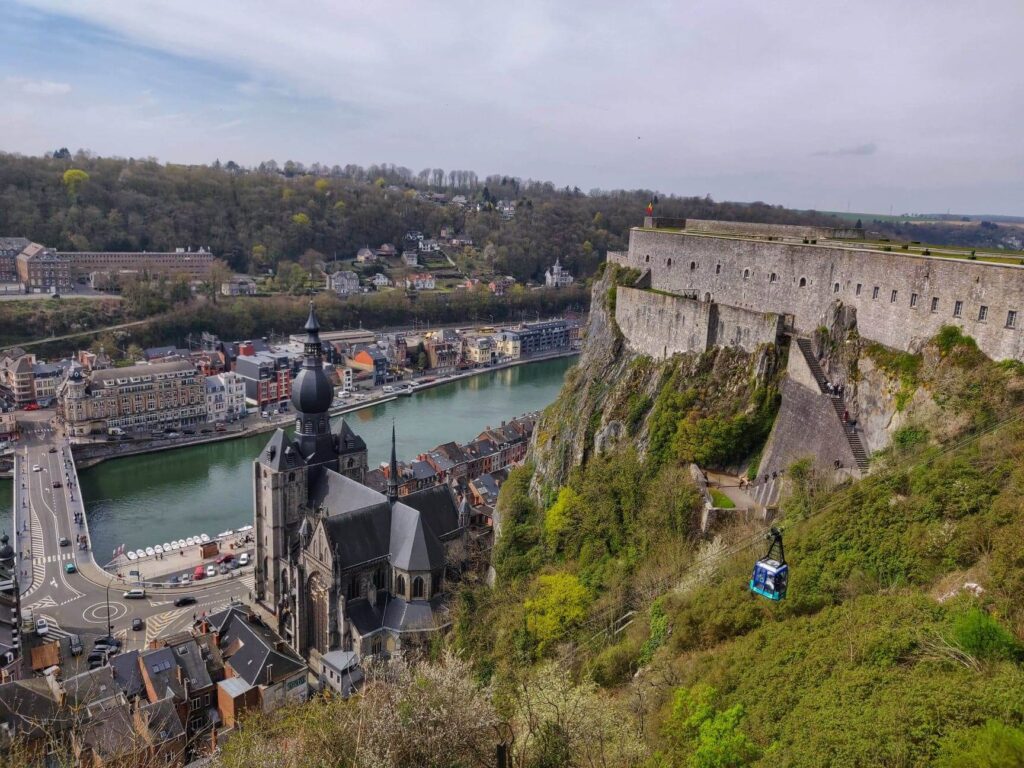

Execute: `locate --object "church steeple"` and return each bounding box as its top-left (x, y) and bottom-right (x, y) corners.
top-left (290, 301), bottom-right (335, 465)
top-left (388, 422), bottom-right (399, 504)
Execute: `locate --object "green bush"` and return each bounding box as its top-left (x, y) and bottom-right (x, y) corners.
top-left (950, 607), bottom-right (1021, 662)
top-left (893, 425), bottom-right (928, 451)
top-left (936, 720), bottom-right (1024, 768)
top-left (935, 325), bottom-right (979, 355)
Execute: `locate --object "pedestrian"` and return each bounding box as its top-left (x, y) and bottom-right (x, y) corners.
top-left (843, 409), bottom-right (849, 423)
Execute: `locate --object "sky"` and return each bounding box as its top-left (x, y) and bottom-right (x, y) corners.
top-left (1, 1), bottom-right (1022, 216)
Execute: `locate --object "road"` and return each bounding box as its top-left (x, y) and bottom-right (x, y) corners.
top-left (13, 417), bottom-right (255, 664)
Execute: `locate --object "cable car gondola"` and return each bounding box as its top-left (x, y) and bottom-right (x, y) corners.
top-left (749, 527), bottom-right (788, 600)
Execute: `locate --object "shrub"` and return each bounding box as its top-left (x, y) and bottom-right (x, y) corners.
top-left (893, 425), bottom-right (928, 451)
top-left (950, 607), bottom-right (1021, 662)
top-left (936, 720), bottom-right (1024, 768)
top-left (524, 573), bottom-right (590, 654)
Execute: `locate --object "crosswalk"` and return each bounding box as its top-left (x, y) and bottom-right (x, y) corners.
top-left (34, 553), bottom-right (75, 564)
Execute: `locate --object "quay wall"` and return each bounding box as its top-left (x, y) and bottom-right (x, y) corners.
top-left (610, 229), bottom-right (1024, 361)
top-left (614, 286), bottom-right (780, 358)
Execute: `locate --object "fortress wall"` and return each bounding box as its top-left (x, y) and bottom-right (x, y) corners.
top-left (615, 287), bottom-right (780, 357)
top-left (615, 287), bottom-right (711, 358)
top-left (622, 229), bottom-right (1024, 361)
top-left (684, 219), bottom-right (836, 240)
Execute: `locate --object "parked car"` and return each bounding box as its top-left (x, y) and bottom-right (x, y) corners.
top-left (179, 574), bottom-right (191, 586)
top-left (35, 618), bottom-right (49, 636)
top-left (238, 552), bottom-right (250, 566)
top-left (205, 564), bottom-right (216, 579)
top-left (174, 595), bottom-right (196, 607)
top-left (132, 618), bottom-right (144, 631)
top-left (215, 553), bottom-right (234, 564)
top-left (123, 588), bottom-right (146, 599)
top-left (69, 634), bottom-right (83, 656)
top-left (219, 564), bottom-right (230, 574)
top-left (192, 565), bottom-right (206, 581)
top-left (24, 402), bottom-right (39, 411)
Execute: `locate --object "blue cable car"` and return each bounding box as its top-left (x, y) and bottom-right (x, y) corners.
top-left (749, 527), bottom-right (788, 601)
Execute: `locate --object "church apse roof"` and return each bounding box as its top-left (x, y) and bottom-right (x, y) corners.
top-left (390, 502), bottom-right (443, 572)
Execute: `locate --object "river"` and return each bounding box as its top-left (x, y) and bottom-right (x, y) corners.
top-left (77, 356), bottom-right (573, 562)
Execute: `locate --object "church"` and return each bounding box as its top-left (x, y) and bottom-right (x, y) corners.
top-left (253, 304), bottom-right (468, 674)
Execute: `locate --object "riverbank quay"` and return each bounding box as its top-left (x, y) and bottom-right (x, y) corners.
top-left (16, 348), bottom-right (579, 474)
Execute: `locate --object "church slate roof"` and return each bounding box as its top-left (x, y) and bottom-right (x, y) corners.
top-left (403, 484), bottom-right (462, 541)
top-left (347, 595), bottom-right (449, 635)
top-left (334, 418), bottom-right (367, 453)
top-left (390, 502), bottom-right (443, 572)
top-left (260, 429), bottom-right (304, 471)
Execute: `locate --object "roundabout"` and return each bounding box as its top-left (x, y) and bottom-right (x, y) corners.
top-left (83, 600), bottom-right (128, 624)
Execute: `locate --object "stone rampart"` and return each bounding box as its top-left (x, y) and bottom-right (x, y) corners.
top-left (613, 229), bottom-right (1024, 361)
top-left (684, 219), bottom-right (837, 240)
top-left (614, 286), bottom-right (780, 358)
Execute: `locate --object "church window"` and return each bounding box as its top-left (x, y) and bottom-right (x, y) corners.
top-left (347, 579), bottom-right (360, 600)
top-left (412, 577), bottom-right (425, 599)
top-left (371, 636), bottom-right (383, 655)
top-left (931, 297), bottom-right (939, 313)
top-left (374, 568), bottom-right (385, 589)
top-left (395, 575), bottom-right (406, 597)
top-left (890, 289), bottom-right (898, 303)
top-left (872, 286), bottom-right (879, 300)
top-left (644, 254), bottom-right (650, 263)
top-left (833, 282), bottom-right (840, 293)
top-left (798, 277), bottom-right (807, 287)
top-left (855, 283), bottom-right (862, 296)
top-left (288, 472), bottom-right (295, 482)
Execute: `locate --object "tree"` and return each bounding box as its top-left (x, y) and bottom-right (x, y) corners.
top-left (61, 168), bottom-right (90, 200)
top-left (659, 684), bottom-right (760, 768)
top-left (523, 573), bottom-right (589, 654)
top-left (206, 259), bottom-right (233, 303)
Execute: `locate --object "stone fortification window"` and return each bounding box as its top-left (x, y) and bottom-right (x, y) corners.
top-left (954, 301), bottom-right (963, 318)
top-left (645, 255), bottom-right (650, 263)
top-left (833, 283), bottom-right (840, 293)
top-left (856, 284), bottom-right (862, 296)
top-left (799, 277), bottom-right (807, 287)
top-left (770, 273), bottom-right (778, 283)
top-left (890, 290), bottom-right (898, 303)
top-left (910, 293), bottom-right (918, 308)
top-left (872, 287), bottom-right (879, 300)
top-left (716, 264), bottom-right (722, 274)
top-left (931, 297), bottom-right (939, 312)
top-left (1007, 310), bottom-right (1017, 329)
top-left (667, 258), bottom-right (672, 267)
top-left (743, 269), bottom-right (750, 280)
top-left (690, 261), bottom-right (697, 271)
top-left (978, 306), bottom-right (988, 322)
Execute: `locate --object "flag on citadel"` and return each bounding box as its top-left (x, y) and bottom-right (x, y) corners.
top-left (645, 201), bottom-right (654, 215)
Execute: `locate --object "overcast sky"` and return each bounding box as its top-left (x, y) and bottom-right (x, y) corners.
top-left (2, 1), bottom-right (1022, 215)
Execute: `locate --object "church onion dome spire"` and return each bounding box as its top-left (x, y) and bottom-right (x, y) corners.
top-left (291, 301), bottom-right (334, 415)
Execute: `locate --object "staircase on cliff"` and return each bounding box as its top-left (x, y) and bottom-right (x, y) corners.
top-left (794, 338), bottom-right (870, 472)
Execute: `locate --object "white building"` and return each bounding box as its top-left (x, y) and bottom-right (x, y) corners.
top-left (544, 258), bottom-right (574, 288)
top-left (404, 273), bottom-right (436, 291)
top-left (327, 270), bottom-right (360, 296)
top-left (221, 275), bottom-right (258, 296)
top-left (401, 251), bottom-right (419, 266)
top-left (206, 371), bottom-right (246, 423)
top-left (370, 273), bottom-right (391, 288)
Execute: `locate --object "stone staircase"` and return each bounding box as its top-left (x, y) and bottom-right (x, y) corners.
top-left (794, 337), bottom-right (870, 472)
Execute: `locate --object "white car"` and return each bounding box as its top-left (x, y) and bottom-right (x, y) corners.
top-left (179, 574), bottom-right (191, 586)
top-left (32, 464), bottom-right (41, 472)
top-left (205, 565), bottom-right (216, 578)
top-left (185, 537), bottom-right (196, 547)
top-left (126, 551), bottom-right (138, 561)
top-left (199, 533), bottom-right (210, 544)
top-left (153, 545), bottom-right (163, 555)
top-left (238, 552), bottom-right (250, 566)
top-left (145, 546), bottom-right (155, 557)
top-left (134, 549), bottom-right (145, 559)
top-left (35, 618), bottom-right (49, 637)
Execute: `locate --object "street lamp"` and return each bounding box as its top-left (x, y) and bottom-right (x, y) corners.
top-left (105, 576), bottom-right (114, 640)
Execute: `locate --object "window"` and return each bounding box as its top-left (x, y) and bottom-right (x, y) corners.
top-left (715, 264), bottom-right (721, 275)
top-left (833, 282), bottom-right (840, 293)
top-left (412, 577), bottom-right (425, 599)
top-left (690, 261), bottom-right (696, 271)
top-left (954, 300), bottom-right (963, 318)
top-left (890, 290), bottom-right (898, 303)
top-left (931, 297), bottom-right (939, 313)
top-left (371, 636), bottom-right (383, 655)
top-left (872, 286), bottom-right (879, 300)
top-left (347, 579), bottom-right (360, 600)
top-left (1007, 310), bottom-right (1017, 329)
top-left (910, 293), bottom-right (918, 308)
top-left (799, 277), bottom-right (807, 287)
top-left (666, 258), bottom-right (672, 267)
top-left (769, 272), bottom-right (778, 283)
top-left (190, 697), bottom-right (201, 709)
top-left (855, 283), bottom-right (862, 296)
top-left (644, 254), bottom-right (649, 263)
top-left (743, 269), bottom-right (750, 280)
top-left (978, 305), bottom-right (988, 322)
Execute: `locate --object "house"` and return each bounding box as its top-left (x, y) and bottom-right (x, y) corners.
top-left (544, 258), bottom-right (574, 288)
top-left (495, 331), bottom-right (521, 360)
top-left (0, 350), bottom-right (36, 404)
top-left (375, 243), bottom-right (397, 259)
top-left (327, 270), bottom-right (360, 296)
top-left (355, 247), bottom-right (376, 264)
top-left (465, 335), bottom-right (496, 366)
top-left (489, 276), bottom-right (516, 296)
top-left (418, 239), bottom-right (441, 253)
top-left (370, 273), bottom-right (391, 288)
top-left (401, 250), bottom-right (419, 266)
top-left (221, 275), bottom-right (258, 296)
top-left (496, 200), bottom-right (516, 220)
top-left (348, 345), bottom-right (389, 386)
top-left (31, 362), bottom-right (63, 405)
top-left (424, 335), bottom-right (459, 374)
top-left (234, 350), bottom-right (292, 408)
top-left (319, 650), bottom-right (363, 697)
top-left (469, 472), bottom-right (501, 508)
top-left (404, 273), bottom-right (436, 291)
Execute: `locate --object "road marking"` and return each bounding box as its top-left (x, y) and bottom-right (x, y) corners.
top-left (27, 595), bottom-right (57, 610)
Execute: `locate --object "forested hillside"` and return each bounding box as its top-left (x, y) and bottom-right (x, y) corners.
top-left (0, 151), bottom-right (845, 283)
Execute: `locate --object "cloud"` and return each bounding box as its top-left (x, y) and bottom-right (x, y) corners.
top-left (4, 76), bottom-right (72, 95)
top-left (812, 143), bottom-right (878, 158)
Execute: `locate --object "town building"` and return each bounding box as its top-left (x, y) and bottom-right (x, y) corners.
top-left (544, 257), bottom-right (574, 288)
top-left (253, 306), bottom-right (467, 675)
top-left (401, 250), bottom-right (419, 266)
top-left (234, 350), bottom-right (292, 409)
top-left (0, 533), bottom-right (21, 677)
top-left (16, 242), bottom-right (72, 294)
top-left (31, 362), bottom-right (63, 406)
top-left (57, 247), bottom-right (214, 280)
top-left (0, 350), bottom-right (37, 405)
top-left (326, 270), bottom-right (360, 296)
top-left (516, 319), bottom-right (570, 355)
top-left (0, 237), bottom-right (29, 285)
top-left (496, 200), bottom-right (516, 220)
top-left (355, 247), bottom-right (376, 264)
top-left (495, 331), bottom-right (521, 360)
top-left (375, 243), bottom-right (397, 259)
top-left (404, 273), bottom-right (436, 291)
top-left (424, 335), bottom-right (459, 375)
top-left (489, 276), bottom-right (516, 296)
top-left (221, 275), bottom-right (258, 296)
top-left (348, 345), bottom-right (389, 386)
top-left (370, 273), bottom-right (391, 288)
top-left (465, 335), bottom-right (496, 365)
top-left (58, 358), bottom-right (207, 435)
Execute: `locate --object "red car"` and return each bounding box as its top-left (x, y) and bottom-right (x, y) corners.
top-left (24, 402), bottom-right (39, 411)
top-left (193, 565), bottom-right (206, 581)
top-left (215, 553), bottom-right (234, 565)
